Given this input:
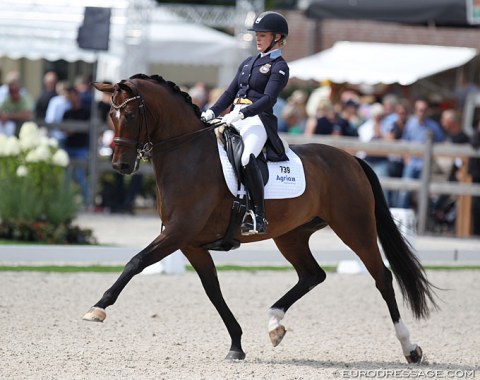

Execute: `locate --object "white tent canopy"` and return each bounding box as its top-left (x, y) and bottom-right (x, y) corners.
top-left (289, 41), bottom-right (478, 86)
top-left (0, 0), bottom-right (240, 85)
top-left (146, 22), bottom-right (238, 66)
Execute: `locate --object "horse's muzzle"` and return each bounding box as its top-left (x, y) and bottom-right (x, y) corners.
top-left (112, 161), bottom-right (136, 175)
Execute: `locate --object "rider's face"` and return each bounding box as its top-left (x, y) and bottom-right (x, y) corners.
top-left (255, 32), bottom-right (280, 53)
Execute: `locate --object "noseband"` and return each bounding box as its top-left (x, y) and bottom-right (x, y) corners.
top-left (111, 94), bottom-right (153, 161)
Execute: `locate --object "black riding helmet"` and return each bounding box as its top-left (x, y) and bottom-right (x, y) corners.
top-left (249, 11), bottom-right (288, 53)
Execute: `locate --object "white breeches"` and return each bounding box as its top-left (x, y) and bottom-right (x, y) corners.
top-left (231, 104), bottom-right (267, 166)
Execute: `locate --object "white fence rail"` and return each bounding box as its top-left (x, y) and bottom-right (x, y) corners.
top-left (282, 133), bottom-right (480, 236)
top-left (40, 121), bottom-right (480, 237)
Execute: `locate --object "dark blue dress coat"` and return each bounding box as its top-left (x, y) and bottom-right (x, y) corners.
top-left (210, 50), bottom-right (289, 161)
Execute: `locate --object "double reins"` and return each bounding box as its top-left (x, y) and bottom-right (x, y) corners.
top-left (110, 93), bottom-right (216, 161)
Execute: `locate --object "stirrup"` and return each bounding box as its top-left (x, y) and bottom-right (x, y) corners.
top-left (241, 210), bottom-right (267, 236)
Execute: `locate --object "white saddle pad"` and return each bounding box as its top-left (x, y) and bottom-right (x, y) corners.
top-left (217, 141), bottom-right (306, 199)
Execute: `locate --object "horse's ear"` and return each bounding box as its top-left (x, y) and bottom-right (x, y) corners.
top-left (117, 81), bottom-right (134, 94)
top-left (93, 82), bottom-right (115, 94)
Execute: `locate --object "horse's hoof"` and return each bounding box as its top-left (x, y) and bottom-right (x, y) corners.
top-left (225, 350), bottom-right (246, 361)
top-left (405, 345), bottom-right (423, 364)
top-left (82, 307), bottom-right (106, 322)
top-left (269, 325), bottom-right (286, 347)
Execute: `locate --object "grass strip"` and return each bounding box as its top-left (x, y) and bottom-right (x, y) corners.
top-left (423, 265), bottom-right (480, 270)
top-left (0, 265), bottom-right (125, 272)
top-left (0, 264), bottom-right (479, 272)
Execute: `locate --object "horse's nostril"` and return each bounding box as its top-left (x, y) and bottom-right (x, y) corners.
top-left (112, 162), bottom-right (131, 174)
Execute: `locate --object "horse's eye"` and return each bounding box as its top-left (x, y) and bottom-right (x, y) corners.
top-left (125, 112), bottom-right (136, 121)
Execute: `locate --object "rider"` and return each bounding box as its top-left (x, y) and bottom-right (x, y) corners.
top-left (201, 11), bottom-right (290, 235)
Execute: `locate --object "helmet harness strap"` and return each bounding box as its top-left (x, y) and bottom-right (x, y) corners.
top-left (263, 33), bottom-right (284, 54)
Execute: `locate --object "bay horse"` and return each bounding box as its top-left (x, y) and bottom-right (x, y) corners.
top-left (83, 74), bottom-right (437, 363)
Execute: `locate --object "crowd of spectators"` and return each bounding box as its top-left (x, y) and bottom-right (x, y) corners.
top-left (1, 71), bottom-right (479, 234)
top-left (186, 81), bottom-right (480, 233)
top-left (1, 70), bottom-right (92, 205)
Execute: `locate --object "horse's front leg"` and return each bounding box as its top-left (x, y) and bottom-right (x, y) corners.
top-left (182, 246), bottom-right (245, 361)
top-left (82, 230), bottom-right (181, 322)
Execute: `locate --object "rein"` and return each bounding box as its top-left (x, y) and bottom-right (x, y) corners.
top-left (111, 93), bottom-right (217, 161)
top-left (149, 124), bottom-right (218, 156)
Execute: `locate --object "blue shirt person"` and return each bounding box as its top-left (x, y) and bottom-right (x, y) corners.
top-left (396, 99), bottom-right (445, 209)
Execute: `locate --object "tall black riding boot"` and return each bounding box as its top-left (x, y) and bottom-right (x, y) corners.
top-left (241, 154), bottom-right (267, 235)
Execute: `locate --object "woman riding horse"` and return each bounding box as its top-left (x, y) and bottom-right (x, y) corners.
top-left (83, 14), bottom-right (438, 363)
top-left (202, 11), bottom-right (290, 236)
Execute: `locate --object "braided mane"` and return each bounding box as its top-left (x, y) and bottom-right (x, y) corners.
top-left (129, 73), bottom-right (202, 118)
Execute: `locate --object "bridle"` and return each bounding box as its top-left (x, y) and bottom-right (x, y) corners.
top-left (111, 94), bottom-right (153, 161)
top-left (110, 91), bottom-right (217, 162)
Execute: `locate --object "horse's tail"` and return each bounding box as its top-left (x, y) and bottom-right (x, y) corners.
top-left (355, 157), bottom-right (438, 319)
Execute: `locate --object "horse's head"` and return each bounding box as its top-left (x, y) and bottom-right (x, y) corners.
top-left (94, 80), bottom-right (148, 175)
top-left (95, 74), bottom-right (209, 175)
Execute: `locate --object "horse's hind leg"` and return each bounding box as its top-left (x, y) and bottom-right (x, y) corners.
top-left (330, 218), bottom-right (423, 363)
top-left (182, 246), bottom-right (245, 361)
top-left (269, 228), bottom-right (327, 347)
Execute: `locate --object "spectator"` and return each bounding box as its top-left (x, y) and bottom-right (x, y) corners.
top-left (0, 73), bottom-right (33, 136)
top-left (385, 101), bottom-right (410, 174)
top-left (34, 71), bottom-right (58, 121)
top-left (280, 104), bottom-right (303, 135)
top-left (357, 103), bottom-right (390, 179)
top-left (396, 98), bottom-right (445, 209)
top-left (305, 83), bottom-right (331, 119)
top-left (109, 171), bottom-right (143, 214)
top-left (62, 86), bottom-right (91, 206)
top-left (384, 101), bottom-right (410, 206)
top-left (45, 81), bottom-right (71, 124)
top-left (340, 99), bottom-right (362, 136)
top-left (45, 81), bottom-right (71, 145)
top-left (381, 93), bottom-right (399, 129)
top-left (357, 94), bottom-right (376, 122)
top-left (432, 109), bottom-right (471, 228)
top-left (469, 122), bottom-right (480, 236)
top-left (74, 75), bottom-right (93, 111)
top-left (0, 71), bottom-right (28, 105)
top-left (454, 74), bottom-right (479, 110)
top-left (285, 89), bottom-right (309, 133)
top-left (304, 100), bottom-right (347, 136)
top-left (188, 82), bottom-right (209, 112)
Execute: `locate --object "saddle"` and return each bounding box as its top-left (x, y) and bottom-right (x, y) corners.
top-left (201, 122), bottom-right (267, 251)
top-left (221, 125), bottom-right (268, 186)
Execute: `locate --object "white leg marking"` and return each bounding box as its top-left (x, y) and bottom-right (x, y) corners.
top-left (395, 319), bottom-right (416, 355)
top-left (268, 308), bottom-right (285, 332)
